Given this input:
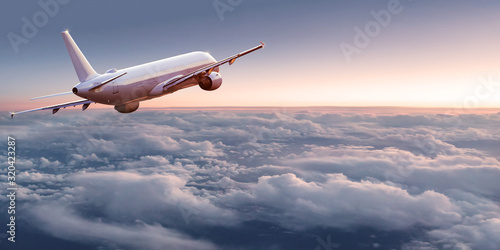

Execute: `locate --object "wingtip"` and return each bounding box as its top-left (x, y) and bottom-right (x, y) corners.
top-left (260, 41), bottom-right (265, 48)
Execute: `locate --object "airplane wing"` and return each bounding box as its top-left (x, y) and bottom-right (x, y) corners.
top-left (162, 42), bottom-right (265, 92)
top-left (10, 99), bottom-right (94, 118)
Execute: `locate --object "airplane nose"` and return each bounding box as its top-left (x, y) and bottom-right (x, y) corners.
top-left (72, 87), bottom-right (78, 94)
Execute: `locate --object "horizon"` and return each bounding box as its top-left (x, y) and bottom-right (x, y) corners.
top-left (3, 105), bottom-right (500, 116)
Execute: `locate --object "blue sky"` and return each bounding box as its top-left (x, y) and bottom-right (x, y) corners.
top-left (2, 0), bottom-right (500, 112)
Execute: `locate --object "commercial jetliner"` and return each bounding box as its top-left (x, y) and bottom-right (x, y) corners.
top-left (10, 31), bottom-right (264, 118)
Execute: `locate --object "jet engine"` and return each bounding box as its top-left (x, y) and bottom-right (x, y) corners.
top-left (114, 102), bottom-right (139, 113)
top-left (198, 72), bottom-right (222, 91)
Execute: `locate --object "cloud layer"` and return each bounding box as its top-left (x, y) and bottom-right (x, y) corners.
top-left (1, 109), bottom-right (499, 249)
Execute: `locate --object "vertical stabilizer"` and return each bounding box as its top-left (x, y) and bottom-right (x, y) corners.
top-left (61, 31), bottom-right (97, 82)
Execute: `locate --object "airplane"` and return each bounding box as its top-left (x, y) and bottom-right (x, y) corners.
top-left (10, 31), bottom-right (264, 118)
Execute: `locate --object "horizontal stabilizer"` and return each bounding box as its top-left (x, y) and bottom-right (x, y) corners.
top-left (30, 91), bottom-right (73, 100)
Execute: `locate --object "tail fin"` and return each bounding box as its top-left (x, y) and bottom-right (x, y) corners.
top-left (61, 30), bottom-right (97, 82)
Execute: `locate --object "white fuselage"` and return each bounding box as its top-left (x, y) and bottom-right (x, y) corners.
top-left (73, 51), bottom-right (217, 105)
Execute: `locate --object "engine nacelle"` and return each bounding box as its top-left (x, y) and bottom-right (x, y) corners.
top-left (114, 102), bottom-right (139, 113)
top-left (198, 72), bottom-right (222, 91)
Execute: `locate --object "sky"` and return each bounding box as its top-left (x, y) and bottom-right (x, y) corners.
top-left (1, 108), bottom-right (500, 249)
top-left (1, 0), bottom-right (500, 112)
top-left (1, 1), bottom-right (500, 250)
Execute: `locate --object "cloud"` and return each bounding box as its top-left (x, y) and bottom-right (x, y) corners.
top-left (281, 145), bottom-right (500, 198)
top-left (404, 218), bottom-right (500, 250)
top-left (30, 203), bottom-right (216, 250)
top-left (66, 171), bottom-right (239, 227)
top-left (2, 109), bottom-right (500, 249)
top-left (223, 173), bottom-right (462, 231)
top-left (18, 171), bottom-right (65, 183)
